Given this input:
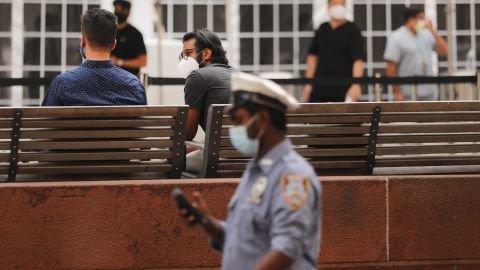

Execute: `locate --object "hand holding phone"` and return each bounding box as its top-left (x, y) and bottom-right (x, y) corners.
top-left (172, 187), bottom-right (209, 226)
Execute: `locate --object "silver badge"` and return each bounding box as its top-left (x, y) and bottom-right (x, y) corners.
top-left (249, 176), bottom-right (268, 204)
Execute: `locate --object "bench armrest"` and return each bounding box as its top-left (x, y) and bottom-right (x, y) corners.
top-left (185, 141), bottom-right (205, 150)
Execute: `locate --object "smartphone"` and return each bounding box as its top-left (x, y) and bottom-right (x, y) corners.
top-left (171, 187), bottom-right (207, 225)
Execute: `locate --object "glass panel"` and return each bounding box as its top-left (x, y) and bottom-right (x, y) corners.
top-left (24, 38), bottom-right (41, 65)
top-left (0, 38), bottom-right (11, 65)
top-left (437, 4), bottom-right (446, 31)
top-left (46, 4), bottom-right (62, 32)
top-left (299, 4), bottom-right (313, 31)
top-left (259, 5), bottom-right (273, 32)
top-left (260, 38), bottom-right (273, 65)
top-left (67, 5), bottom-right (83, 32)
top-left (391, 4), bottom-right (406, 30)
top-left (0, 71), bottom-right (11, 102)
top-left (88, 5), bottom-right (100, 10)
top-left (23, 71), bottom-right (40, 101)
top-left (194, 5), bottom-right (207, 30)
top-left (299, 37), bottom-right (312, 64)
top-left (279, 5), bottom-right (293, 32)
top-left (372, 5), bottom-right (386, 31)
top-left (372, 37), bottom-right (386, 63)
top-left (476, 36), bottom-right (480, 62)
top-left (173, 5), bottom-right (187, 32)
top-left (456, 4), bottom-right (470, 30)
top-left (476, 4), bottom-right (480, 30)
top-left (353, 5), bottom-right (367, 31)
top-left (279, 38), bottom-right (293, 65)
top-left (67, 38), bottom-right (82, 66)
top-left (240, 38), bottom-right (253, 65)
top-left (456, 36), bottom-right (471, 62)
top-left (213, 5), bottom-right (226, 32)
top-left (240, 5), bottom-right (253, 32)
top-left (45, 38), bottom-right (61, 65)
top-left (438, 35), bottom-right (447, 62)
top-left (0, 4), bottom-right (11, 31)
top-left (162, 4), bottom-right (168, 31)
top-left (24, 4), bottom-right (41, 32)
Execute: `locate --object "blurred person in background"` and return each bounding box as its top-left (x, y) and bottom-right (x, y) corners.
top-left (384, 7), bottom-right (448, 101)
top-left (303, 0), bottom-right (366, 103)
top-left (111, 0), bottom-right (147, 77)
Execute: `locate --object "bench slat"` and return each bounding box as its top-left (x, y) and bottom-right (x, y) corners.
top-left (0, 129), bottom-right (174, 139)
top-left (379, 123), bottom-right (480, 134)
top-left (375, 157), bottom-right (480, 167)
top-left (377, 134), bottom-right (480, 144)
top-left (220, 136), bottom-right (370, 147)
top-left (0, 118), bottom-right (176, 129)
top-left (222, 115), bottom-right (372, 125)
top-left (220, 125), bottom-right (371, 136)
top-left (10, 163), bottom-right (172, 174)
top-left (16, 151), bottom-right (171, 162)
top-left (377, 144), bottom-right (480, 156)
top-left (0, 140), bottom-right (173, 150)
top-left (219, 148), bottom-right (367, 159)
top-left (0, 106), bottom-right (182, 118)
top-left (381, 113), bottom-right (480, 123)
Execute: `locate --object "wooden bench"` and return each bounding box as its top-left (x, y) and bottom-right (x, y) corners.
top-left (194, 102), bottom-right (480, 177)
top-left (0, 106), bottom-right (188, 182)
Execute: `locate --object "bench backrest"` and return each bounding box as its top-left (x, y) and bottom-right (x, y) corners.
top-left (200, 102), bottom-right (480, 177)
top-left (0, 106), bottom-right (188, 181)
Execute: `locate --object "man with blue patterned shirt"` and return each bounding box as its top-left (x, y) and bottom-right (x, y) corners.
top-left (42, 8), bottom-right (146, 106)
top-left (179, 72), bottom-right (322, 270)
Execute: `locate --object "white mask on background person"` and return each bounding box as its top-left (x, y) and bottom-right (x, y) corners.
top-left (177, 57), bottom-right (200, 79)
top-left (415, 19), bottom-right (426, 31)
top-left (329, 4), bottom-right (347, 20)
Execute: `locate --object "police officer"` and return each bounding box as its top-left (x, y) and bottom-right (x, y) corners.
top-left (180, 72), bottom-right (321, 270)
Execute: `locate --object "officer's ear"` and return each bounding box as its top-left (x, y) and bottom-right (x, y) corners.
top-left (256, 110), bottom-right (270, 129)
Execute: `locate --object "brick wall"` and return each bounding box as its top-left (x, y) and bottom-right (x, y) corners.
top-left (0, 176), bottom-right (479, 269)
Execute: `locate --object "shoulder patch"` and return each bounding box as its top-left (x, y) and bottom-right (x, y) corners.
top-left (281, 174), bottom-right (310, 210)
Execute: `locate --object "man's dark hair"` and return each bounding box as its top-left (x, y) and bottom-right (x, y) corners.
top-left (404, 7), bottom-right (424, 23)
top-left (113, 0), bottom-right (131, 10)
top-left (182, 29), bottom-right (229, 65)
top-left (81, 8), bottom-right (118, 49)
top-left (238, 102), bottom-right (287, 132)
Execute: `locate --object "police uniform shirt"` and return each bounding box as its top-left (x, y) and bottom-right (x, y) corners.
top-left (111, 24), bottom-right (147, 77)
top-left (214, 139), bottom-right (321, 270)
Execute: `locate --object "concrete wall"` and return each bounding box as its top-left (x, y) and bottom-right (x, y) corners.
top-left (0, 176), bottom-right (479, 269)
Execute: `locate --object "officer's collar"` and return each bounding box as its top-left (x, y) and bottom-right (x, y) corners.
top-left (253, 139), bottom-right (292, 175)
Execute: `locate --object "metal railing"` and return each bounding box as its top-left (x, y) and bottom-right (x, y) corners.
top-left (1, 72), bottom-right (479, 101)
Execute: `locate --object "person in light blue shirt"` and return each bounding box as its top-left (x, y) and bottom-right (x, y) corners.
top-left (42, 8), bottom-right (146, 106)
top-left (384, 7), bottom-right (448, 101)
top-left (180, 72), bottom-right (321, 270)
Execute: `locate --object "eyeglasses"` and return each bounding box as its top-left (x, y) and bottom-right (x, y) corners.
top-left (178, 48), bottom-right (197, 61)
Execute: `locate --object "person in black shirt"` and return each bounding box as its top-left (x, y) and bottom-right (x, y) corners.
top-left (111, 0), bottom-right (147, 77)
top-left (303, 0), bottom-right (366, 103)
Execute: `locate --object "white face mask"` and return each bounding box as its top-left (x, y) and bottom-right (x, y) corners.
top-left (329, 4), bottom-right (347, 20)
top-left (177, 50), bottom-right (205, 79)
top-left (177, 57), bottom-right (200, 79)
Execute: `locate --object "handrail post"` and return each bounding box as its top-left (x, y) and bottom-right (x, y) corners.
top-left (477, 71), bottom-right (480, 101)
top-left (411, 84), bottom-right (417, 101)
top-left (140, 73), bottom-right (149, 89)
top-left (374, 73), bottom-right (382, 102)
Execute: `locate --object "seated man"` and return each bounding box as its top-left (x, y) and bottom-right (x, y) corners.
top-left (178, 29), bottom-right (232, 173)
top-left (42, 8), bottom-right (147, 106)
top-left (179, 29), bottom-right (232, 140)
